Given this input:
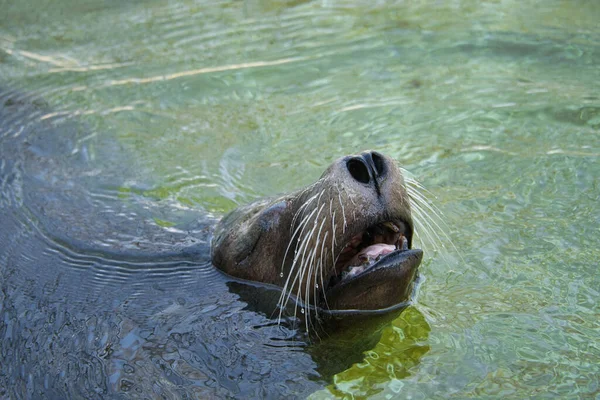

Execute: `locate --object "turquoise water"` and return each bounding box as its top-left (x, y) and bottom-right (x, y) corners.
top-left (1, 0), bottom-right (599, 398)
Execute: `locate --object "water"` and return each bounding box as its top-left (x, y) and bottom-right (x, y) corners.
top-left (1, 0), bottom-right (599, 398)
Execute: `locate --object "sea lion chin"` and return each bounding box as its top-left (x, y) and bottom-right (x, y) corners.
top-left (211, 151), bottom-right (423, 314)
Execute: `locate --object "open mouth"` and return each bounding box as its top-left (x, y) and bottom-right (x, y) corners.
top-left (329, 220), bottom-right (412, 287)
top-left (321, 219), bottom-right (422, 311)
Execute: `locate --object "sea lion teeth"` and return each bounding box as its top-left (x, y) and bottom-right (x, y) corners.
top-left (400, 235), bottom-right (409, 251)
top-left (382, 221), bottom-right (400, 233)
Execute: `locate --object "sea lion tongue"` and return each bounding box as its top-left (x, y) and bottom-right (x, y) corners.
top-left (349, 243), bottom-right (395, 264)
top-left (340, 243), bottom-right (396, 280)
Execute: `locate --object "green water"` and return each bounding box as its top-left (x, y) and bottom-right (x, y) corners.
top-left (1, 0), bottom-right (599, 398)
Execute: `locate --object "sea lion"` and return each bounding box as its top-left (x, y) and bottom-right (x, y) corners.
top-left (0, 90), bottom-right (430, 398)
top-left (212, 151), bottom-right (423, 317)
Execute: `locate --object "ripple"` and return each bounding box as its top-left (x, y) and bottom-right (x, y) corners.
top-left (100, 57), bottom-right (310, 89)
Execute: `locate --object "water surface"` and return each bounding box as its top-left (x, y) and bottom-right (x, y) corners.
top-left (1, 0), bottom-right (599, 398)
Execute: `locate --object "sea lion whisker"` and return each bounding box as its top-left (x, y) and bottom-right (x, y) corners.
top-left (328, 198), bottom-right (334, 240)
top-left (335, 186), bottom-right (347, 233)
top-left (402, 169), bottom-right (439, 201)
top-left (295, 188), bottom-right (321, 217)
top-left (296, 202), bottom-right (326, 325)
top-left (290, 227), bottom-right (316, 325)
top-left (318, 230), bottom-right (330, 311)
top-left (408, 180), bottom-right (435, 197)
top-left (303, 244), bottom-right (319, 329)
top-left (331, 222), bottom-right (338, 272)
top-left (310, 257), bottom-right (325, 338)
top-left (330, 211), bottom-right (336, 268)
top-left (277, 207), bottom-right (319, 322)
top-left (410, 199), bottom-right (447, 241)
top-left (327, 198), bottom-right (336, 269)
top-left (406, 187), bottom-right (459, 257)
top-left (406, 185), bottom-right (450, 230)
top-left (332, 246), bottom-right (344, 273)
top-left (406, 185), bottom-right (447, 228)
top-left (297, 178), bottom-right (323, 198)
top-left (406, 185), bottom-right (454, 244)
top-left (402, 170), bottom-right (437, 197)
top-left (409, 200), bottom-right (441, 249)
top-left (291, 192), bottom-right (319, 231)
top-left (279, 243), bottom-right (310, 321)
top-left (280, 200), bottom-right (325, 323)
top-left (299, 193), bottom-right (330, 325)
top-left (309, 214), bottom-right (329, 323)
top-left (278, 219), bottom-right (314, 317)
top-left (410, 197), bottom-right (464, 264)
top-left (305, 233), bottom-right (318, 324)
top-left (410, 198), bottom-right (461, 264)
top-left (282, 229), bottom-right (312, 323)
top-left (347, 191), bottom-right (357, 207)
top-left (282, 204), bottom-right (319, 273)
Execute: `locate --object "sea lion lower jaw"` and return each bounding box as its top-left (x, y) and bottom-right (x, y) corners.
top-left (323, 248), bottom-right (423, 311)
top-left (211, 150), bottom-right (423, 314)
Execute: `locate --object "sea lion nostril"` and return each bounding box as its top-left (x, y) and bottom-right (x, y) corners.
top-left (370, 151), bottom-right (386, 177)
top-left (346, 157), bottom-right (371, 184)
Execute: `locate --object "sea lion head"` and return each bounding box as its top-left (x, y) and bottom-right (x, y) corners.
top-left (211, 151), bottom-right (423, 315)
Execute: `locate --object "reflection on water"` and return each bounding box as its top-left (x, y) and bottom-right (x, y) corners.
top-left (323, 307), bottom-right (431, 398)
top-left (1, 0), bottom-right (599, 398)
